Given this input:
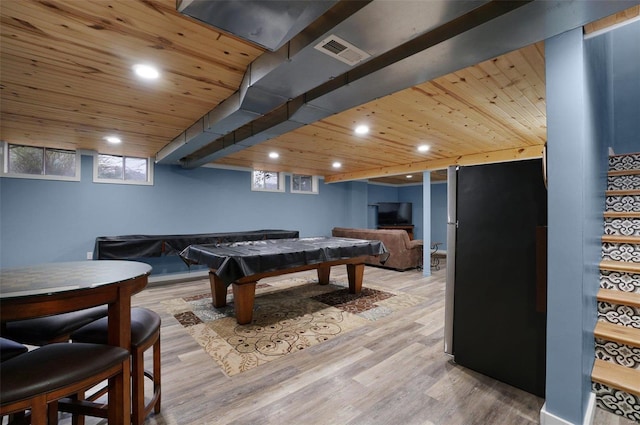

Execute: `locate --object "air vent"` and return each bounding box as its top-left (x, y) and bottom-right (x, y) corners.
top-left (314, 35), bottom-right (370, 66)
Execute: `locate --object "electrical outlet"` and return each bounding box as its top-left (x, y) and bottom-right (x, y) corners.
top-left (86, 251), bottom-right (93, 260)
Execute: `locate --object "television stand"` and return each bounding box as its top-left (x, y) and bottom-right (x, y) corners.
top-left (378, 225), bottom-right (414, 240)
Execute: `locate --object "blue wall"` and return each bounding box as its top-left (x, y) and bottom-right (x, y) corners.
top-left (429, 183), bottom-right (448, 250)
top-left (364, 181), bottom-right (447, 246)
top-left (345, 181), bottom-right (369, 229)
top-left (399, 184), bottom-right (424, 241)
top-left (366, 180), bottom-right (448, 245)
top-left (366, 184), bottom-right (398, 229)
top-left (0, 152), bottom-right (448, 275)
top-left (0, 156), bottom-right (363, 272)
top-left (545, 27), bottom-right (608, 424)
top-left (612, 20), bottom-right (640, 154)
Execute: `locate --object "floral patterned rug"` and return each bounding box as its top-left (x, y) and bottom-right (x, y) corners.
top-left (162, 277), bottom-right (423, 376)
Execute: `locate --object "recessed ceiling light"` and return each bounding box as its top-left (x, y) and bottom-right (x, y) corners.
top-left (104, 136), bottom-right (121, 144)
top-left (332, 162), bottom-right (342, 168)
top-left (354, 125), bottom-right (369, 135)
top-left (268, 152), bottom-right (279, 159)
top-left (132, 64), bottom-right (159, 80)
top-left (406, 175), bottom-right (413, 179)
top-left (417, 144), bottom-right (430, 152)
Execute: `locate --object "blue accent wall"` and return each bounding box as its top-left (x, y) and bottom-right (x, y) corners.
top-left (366, 184), bottom-right (397, 229)
top-left (545, 27), bottom-right (608, 424)
top-left (430, 183), bottom-right (448, 251)
top-left (0, 156), bottom-right (365, 272)
top-left (399, 184), bottom-right (424, 240)
top-left (366, 184), bottom-right (398, 230)
top-left (0, 154), bottom-right (449, 276)
top-left (612, 20), bottom-right (640, 154)
top-left (367, 183), bottom-right (399, 204)
top-left (364, 181), bottom-right (446, 246)
top-left (346, 181), bottom-right (369, 229)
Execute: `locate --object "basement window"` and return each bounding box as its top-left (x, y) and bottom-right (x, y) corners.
top-left (93, 154), bottom-right (153, 185)
top-left (1, 142), bottom-right (80, 181)
top-left (291, 174), bottom-right (319, 194)
top-left (251, 170), bottom-right (284, 192)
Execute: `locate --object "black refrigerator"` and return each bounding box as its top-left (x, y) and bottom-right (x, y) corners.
top-left (449, 159), bottom-right (547, 397)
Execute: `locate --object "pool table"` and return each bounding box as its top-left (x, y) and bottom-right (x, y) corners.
top-left (180, 237), bottom-right (388, 324)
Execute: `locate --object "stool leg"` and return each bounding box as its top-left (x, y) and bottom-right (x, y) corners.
top-left (71, 392), bottom-right (86, 425)
top-left (132, 349), bottom-right (144, 425)
top-left (154, 336), bottom-right (161, 414)
top-left (7, 411), bottom-right (27, 424)
top-left (31, 394), bottom-right (47, 424)
top-left (48, 400), bottom-right (59, 425)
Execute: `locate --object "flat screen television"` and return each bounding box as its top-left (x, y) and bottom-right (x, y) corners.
top-left (377, 202), bottom-right (412, 226)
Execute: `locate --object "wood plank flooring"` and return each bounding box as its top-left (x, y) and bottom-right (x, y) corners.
top-left (52, 262), bottom-right (631, 424)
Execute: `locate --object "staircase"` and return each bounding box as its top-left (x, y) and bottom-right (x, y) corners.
top-left (591, 152), bottom-right (640, 422)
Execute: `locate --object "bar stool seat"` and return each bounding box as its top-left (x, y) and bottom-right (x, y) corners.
top-left (0, 343), bottom-right (129, 424)
top-left (71, 307), bottom-right (161, 425)
top-left (0, 337), bottom-right (28, 362)
top-left (2, 305), bottom-right (109, 346)
top-left (0, 337), bottom-right (29, 423)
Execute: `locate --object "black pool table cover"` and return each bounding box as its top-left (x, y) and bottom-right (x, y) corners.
top-left (180, 237), bottom-right (388, 286)
top-left (93, 229), bottom-right (300, 260)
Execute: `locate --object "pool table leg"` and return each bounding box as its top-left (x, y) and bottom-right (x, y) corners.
top-left (209, 271), bottom-right (228, 308)
top-left (346, 263), bottom-right (364, 294)
top-left (317, 265), bottom-right (330, 285)
top-left (232, 282), bottom-right (256, 325)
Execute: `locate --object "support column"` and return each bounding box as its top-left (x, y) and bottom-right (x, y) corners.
top-left (423, 171), bottom-right (432, 276)
top-left (543, 26), bottom-right (606, 425)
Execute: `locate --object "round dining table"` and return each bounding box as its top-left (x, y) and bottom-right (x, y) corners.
top-left (0, 260), bottom-right (152, 424)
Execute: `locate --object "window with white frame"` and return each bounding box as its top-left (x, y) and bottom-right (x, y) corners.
top-left (291, 174), bottom-right (319, 194)
top-left (93, 153), bottom-right (153, 185)
top-left (1, 142), bottom-right (80, 181)
top-left (251, 170), bottom-right (284, 192)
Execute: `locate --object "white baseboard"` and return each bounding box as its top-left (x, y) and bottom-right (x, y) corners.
top-left (540, 393), bottom-right (596, 425)
top-left (584, 393), bottom-right (596, 425)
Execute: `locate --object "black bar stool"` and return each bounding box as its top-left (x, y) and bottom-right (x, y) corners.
top-left (1, 306), bottom-right (109, 346)
top-left (0, 337), bottom-right (28, 363)
top-left (0, 337), bottom-right (29, 423)
top-left (71, 307), bottom-right (161, 425)
top-left (0, 342), bottom-right (129, 424)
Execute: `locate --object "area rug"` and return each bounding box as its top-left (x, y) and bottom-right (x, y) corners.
top-left (162, 277), bottom-right (423, 376)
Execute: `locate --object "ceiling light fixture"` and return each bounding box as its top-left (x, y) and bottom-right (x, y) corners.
top-left (332, 162), bottom-right (342, 169)
top-left (417, 144), bottom-right (430, 152)
top-left (268, 152), bottom-right (279, 159)
top-left (132, 64), bottom-right (160, 80)
top-left (104, 136), bottom-right (121, 144)
top-left (406, 175), bottom-right (413, 179)
top-left (354, 125), bottom-right (369, 135)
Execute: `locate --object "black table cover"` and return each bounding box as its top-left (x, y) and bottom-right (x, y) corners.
top-left (93, 230), bottom-right (299, 260)
top-left (180, 237), bottom-right (388, 286)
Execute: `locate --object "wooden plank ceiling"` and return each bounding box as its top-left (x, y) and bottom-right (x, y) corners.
top-left (0, 0), bottom-right (263, 158)
top-left (215, 41), bottom-right (546, 184)
top-left (1, 2), bottom-right (637, 185)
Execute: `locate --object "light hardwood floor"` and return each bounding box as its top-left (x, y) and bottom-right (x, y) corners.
top-left (54, 263), bottom-right (630, 425)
